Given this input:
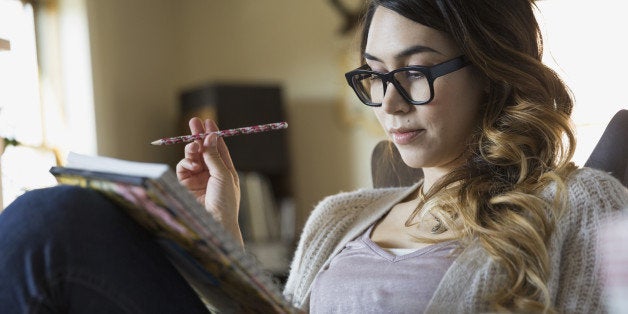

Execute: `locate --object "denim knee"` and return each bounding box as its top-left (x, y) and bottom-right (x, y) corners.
top-left (0, 185), bottom-right (209, 313)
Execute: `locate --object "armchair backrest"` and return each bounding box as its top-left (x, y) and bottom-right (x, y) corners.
top-left (584, 109), bottom-right (628, 187)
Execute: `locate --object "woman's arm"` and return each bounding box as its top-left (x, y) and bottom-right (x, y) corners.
top-left (551, 169), bottom-right (628, 311)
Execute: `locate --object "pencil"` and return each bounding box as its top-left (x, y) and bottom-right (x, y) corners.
top-left (150, 121), bottom-right (288, 146)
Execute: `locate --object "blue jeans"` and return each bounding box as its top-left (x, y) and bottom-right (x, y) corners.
top-left (0, 185), bottom-right (210, 313)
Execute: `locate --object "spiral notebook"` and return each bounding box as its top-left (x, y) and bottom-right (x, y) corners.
top-left (49, 152), bottom-right (298, 313)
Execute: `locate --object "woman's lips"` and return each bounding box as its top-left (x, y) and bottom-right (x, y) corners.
top-left (390, 129), bottom-right (425, 145)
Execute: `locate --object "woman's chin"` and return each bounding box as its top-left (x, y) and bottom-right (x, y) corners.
top-left (398, 153), bottom-right (426, 169)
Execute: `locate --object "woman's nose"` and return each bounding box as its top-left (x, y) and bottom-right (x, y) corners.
top-left (380, 82), bottom-right (412, 114)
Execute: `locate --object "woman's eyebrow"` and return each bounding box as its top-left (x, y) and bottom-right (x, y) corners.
top-left (364, 44), bottom-right (442, 62)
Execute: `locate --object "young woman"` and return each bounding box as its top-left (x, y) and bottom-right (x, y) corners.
top-left (177, 0), bottom-right (627, 312)
top-left (0, 0), bottom-right (626, 313)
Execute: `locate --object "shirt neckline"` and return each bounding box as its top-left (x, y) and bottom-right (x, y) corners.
top-left (361, 224), bottom-right (457, 262)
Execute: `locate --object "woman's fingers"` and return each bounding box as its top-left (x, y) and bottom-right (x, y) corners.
top-left (188, 117), bottom-right (206, 136)
top-left (177, 118), bottom-right (209, 179)
top-left (176, 156), bottom-right (200, 172)
top-left (217, 135), bottom-right (238, 182)
top-left (201, 132), bottom-right (230, 180)
top-left (184, 141), bottom-right (199, 158)
top-left (204, 119), bottom-right (239, 182)
top-left (205, 120), bottom-right (234, 170)
top-left (180, 117), bottom-right (237, 184)
top-left (201, 119), bottom-right (228, 177)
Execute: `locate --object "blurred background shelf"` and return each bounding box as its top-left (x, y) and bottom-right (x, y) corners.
top-left (0, 38), bottom-right (9, 51)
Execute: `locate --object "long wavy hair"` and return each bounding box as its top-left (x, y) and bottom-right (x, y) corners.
top-left (361, 0), bottom-right (577, 312)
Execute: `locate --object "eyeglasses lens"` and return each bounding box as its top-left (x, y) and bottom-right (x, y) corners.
top-left (351, 70), bottom-right (430, 105)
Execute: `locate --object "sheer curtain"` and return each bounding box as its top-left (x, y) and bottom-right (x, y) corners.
top-left (0, 0), bottom-right (95, 209)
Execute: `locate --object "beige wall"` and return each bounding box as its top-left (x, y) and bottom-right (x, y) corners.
top-left (86, 0), bottom-right (385, 230)
top-left (87, 0), bottom-right (180, 164)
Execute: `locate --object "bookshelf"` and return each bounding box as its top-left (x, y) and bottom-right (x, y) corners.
top-left (179, 83), bottom-right (294, 280)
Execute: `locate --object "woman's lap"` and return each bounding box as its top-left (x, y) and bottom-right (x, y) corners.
top-left (0, 185), bottom-right (209, 313)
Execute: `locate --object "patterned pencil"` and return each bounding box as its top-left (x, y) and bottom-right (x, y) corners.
top-left (150, 121), bottom-right (288, 146)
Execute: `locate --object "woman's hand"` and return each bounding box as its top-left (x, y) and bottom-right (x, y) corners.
top-left (176, 117), bottom-right (243, 248)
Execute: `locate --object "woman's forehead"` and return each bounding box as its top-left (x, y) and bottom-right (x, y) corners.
top-left (365, 6), bottom-right (460, 60)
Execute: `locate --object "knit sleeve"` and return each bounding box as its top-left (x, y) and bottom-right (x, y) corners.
top-left (551, 168), bottom-right (628, 312)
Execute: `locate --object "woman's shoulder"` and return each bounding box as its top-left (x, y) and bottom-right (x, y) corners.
top-left (548, 167), bottom-right (627, 228)
top-left (567, 167), bottom-right (624, 185)
top-left (539, 167), bottom-right (625, 199)
top-left (563, 167), bottom-right (627, 203)
top-left (316, 186), bottom-right (408, 207)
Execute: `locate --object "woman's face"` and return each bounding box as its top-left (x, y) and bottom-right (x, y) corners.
top-left (366, 7), bottom-right (486, 173)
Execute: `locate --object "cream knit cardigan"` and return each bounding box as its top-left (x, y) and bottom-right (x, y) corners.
top-left (283, 168), bottom-right (628, 312)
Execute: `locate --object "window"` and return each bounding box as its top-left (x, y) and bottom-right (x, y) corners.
top-left (535, 1), bottom-right (627, 165)
top-left (0, 0), bottom-right (95, 209)
top-left (0, 1), bottom-right (58, 209)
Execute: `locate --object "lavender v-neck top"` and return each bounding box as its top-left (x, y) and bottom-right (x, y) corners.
top-left (309, 225), bottom-right (458, 313)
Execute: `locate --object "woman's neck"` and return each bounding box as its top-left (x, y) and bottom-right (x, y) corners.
top-left (421, 167), bottom-right (450, 193)
top-left (420, 149), bottom-right (469, 193)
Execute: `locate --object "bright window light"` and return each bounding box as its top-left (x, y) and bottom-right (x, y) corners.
top-left (0, 1), bottom-right (42, 145)
top-left (1, 0), bottom-right (96, 209)
top-left (0, 1), bottom-right (58, 209)
top-left (535, 0), bottom-right (628, 165)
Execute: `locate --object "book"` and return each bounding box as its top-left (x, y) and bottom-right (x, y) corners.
top-left (239, 171), bottom-right (280, 243)
top-left (49, 152), bottom-right (298, 313)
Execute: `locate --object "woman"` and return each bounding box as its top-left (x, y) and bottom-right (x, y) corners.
top-left (0, 0), bottom-right (626, 313)
top-left (177, 0), bottom-right (627, 312)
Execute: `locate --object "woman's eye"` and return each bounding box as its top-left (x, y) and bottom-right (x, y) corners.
top-left (406, 71), bottom-right (426, 80)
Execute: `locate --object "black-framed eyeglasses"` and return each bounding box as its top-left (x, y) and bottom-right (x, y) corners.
top-left (344, 55), bottom-right (471, 106)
